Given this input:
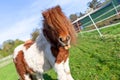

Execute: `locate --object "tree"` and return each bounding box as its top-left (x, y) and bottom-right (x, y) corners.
top-left (69, 14), bottom-right (78, 22)
top-left (79, 12), bottom-right (84, 18)
top-left (0, 39), bottom-right (24, 57)
top-left (31, 28), bottom-right (40, 41)
top-left (87, 0), bottom-right (101, 9)
top-left (3, 40), bottom-right (14, 51)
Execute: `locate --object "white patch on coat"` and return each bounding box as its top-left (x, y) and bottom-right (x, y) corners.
top-left (54, 62), bottom-right (67, 80)
top-left (64, 58), bottom-right (74, 80)
top-left (23, 30), bottom-right (54, 73)
top-left (54, 58), bottom-right (74, 80)
top-left (13, 44), bottom-right (26, 59)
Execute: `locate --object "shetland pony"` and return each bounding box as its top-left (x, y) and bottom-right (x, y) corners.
top-left (13, 5), bottom-right (76, 80)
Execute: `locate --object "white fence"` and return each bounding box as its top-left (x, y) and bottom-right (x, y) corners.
top-left (73, 1), bottom-right (120, 36)
top-left (0, 55), bottom-right (13, 68)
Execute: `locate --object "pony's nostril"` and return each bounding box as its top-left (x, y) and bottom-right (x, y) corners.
top-left (65, 44), bottom-right (68, 46)
top-left (66, 36), bottom-right (70, 41)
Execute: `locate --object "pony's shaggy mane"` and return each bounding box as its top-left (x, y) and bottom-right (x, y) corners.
top-left (42, 5), bottom-right (76, 45)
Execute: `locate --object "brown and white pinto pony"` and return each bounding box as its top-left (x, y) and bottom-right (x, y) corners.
top-left (13, 5), bottom-right (76, 80)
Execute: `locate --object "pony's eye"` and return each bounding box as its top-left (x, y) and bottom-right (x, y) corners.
top-left (66, 36), bottom-right (70, 40)
top-left (59, 37), bottom-right (63, 42)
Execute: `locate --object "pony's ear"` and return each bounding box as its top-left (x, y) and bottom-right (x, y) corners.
top-left (54, 5), bottom-right (62, 14)
top-left (55, 5), bottom-right (61, 10)
top-left (42, 11), bottom-right (47, 19)
top-left (42, 5), bottom-right (62, 19)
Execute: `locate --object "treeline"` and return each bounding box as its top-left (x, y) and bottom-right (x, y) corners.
top-left (0, 39), bottom-right (24, 58)
top-left (0, 29), bottom-right (39, 58)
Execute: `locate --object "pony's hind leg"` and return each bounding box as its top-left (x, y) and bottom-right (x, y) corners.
top-left (19, 73), bottom-right (37, 80)
top-left (36, 73), bottom-right (44, 80)
top-left (17, 74), bottom-right (31, 80)
top-left (24, 74), bottom-right (32, 80)
top-left (29, 74), bottom-right (37, 80)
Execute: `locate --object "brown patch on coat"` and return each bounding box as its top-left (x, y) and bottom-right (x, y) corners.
top-left (13, 50), bottom-right (34, 80)
top-left (51, 46), bottom-right (69, 64)
top-left (24, 40), bottom-right (34, 50)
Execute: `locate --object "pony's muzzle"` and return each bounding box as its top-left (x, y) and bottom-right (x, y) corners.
top-left (58, 36), bottom-right (71, 50)
top-left (64, 45), bottom-right (71, 50)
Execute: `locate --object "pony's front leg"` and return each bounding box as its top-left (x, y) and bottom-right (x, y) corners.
top-left (64, 58), bottom-right (74, 80)
top-left (54, 62), bottom-right (67, 80)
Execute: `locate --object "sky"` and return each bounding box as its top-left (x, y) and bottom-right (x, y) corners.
top-left (0, 0), bottom-right (92, 45)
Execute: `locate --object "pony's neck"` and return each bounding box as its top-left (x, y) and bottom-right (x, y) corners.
top-left (36, 30), bottom-right (50, 50)
top-left (43, 28), bottom-right (59, 47)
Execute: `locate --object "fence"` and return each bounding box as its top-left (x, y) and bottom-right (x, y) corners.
top-left (72, 0), bottom-right (120, 36)
top-left (0, 55), bottom-right (13, 68)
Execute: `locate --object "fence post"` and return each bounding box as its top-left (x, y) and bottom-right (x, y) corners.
top-left (88, 13), bottom-right (103, 37)
top-left (112, 1), bottom-right (119, 15)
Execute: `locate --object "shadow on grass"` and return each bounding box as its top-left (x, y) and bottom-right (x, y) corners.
top-left (43, 73), bottom-right (57, 80)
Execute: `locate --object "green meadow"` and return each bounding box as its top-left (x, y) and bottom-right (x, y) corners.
top-left (0, 24), bottom-right (120, 80)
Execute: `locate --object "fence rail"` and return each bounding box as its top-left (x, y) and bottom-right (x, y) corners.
top-left (80, 22), bottom-right (120, 33)
top-left (82, 5), bottom-right (120, 27)
top-left (0, 55), bottom-right (13, 68)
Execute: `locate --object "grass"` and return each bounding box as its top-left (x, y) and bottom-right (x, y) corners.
top-left (0, 63), bottom-right (18, 80)
top-left (0, 24), bottom-right (120, 80)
